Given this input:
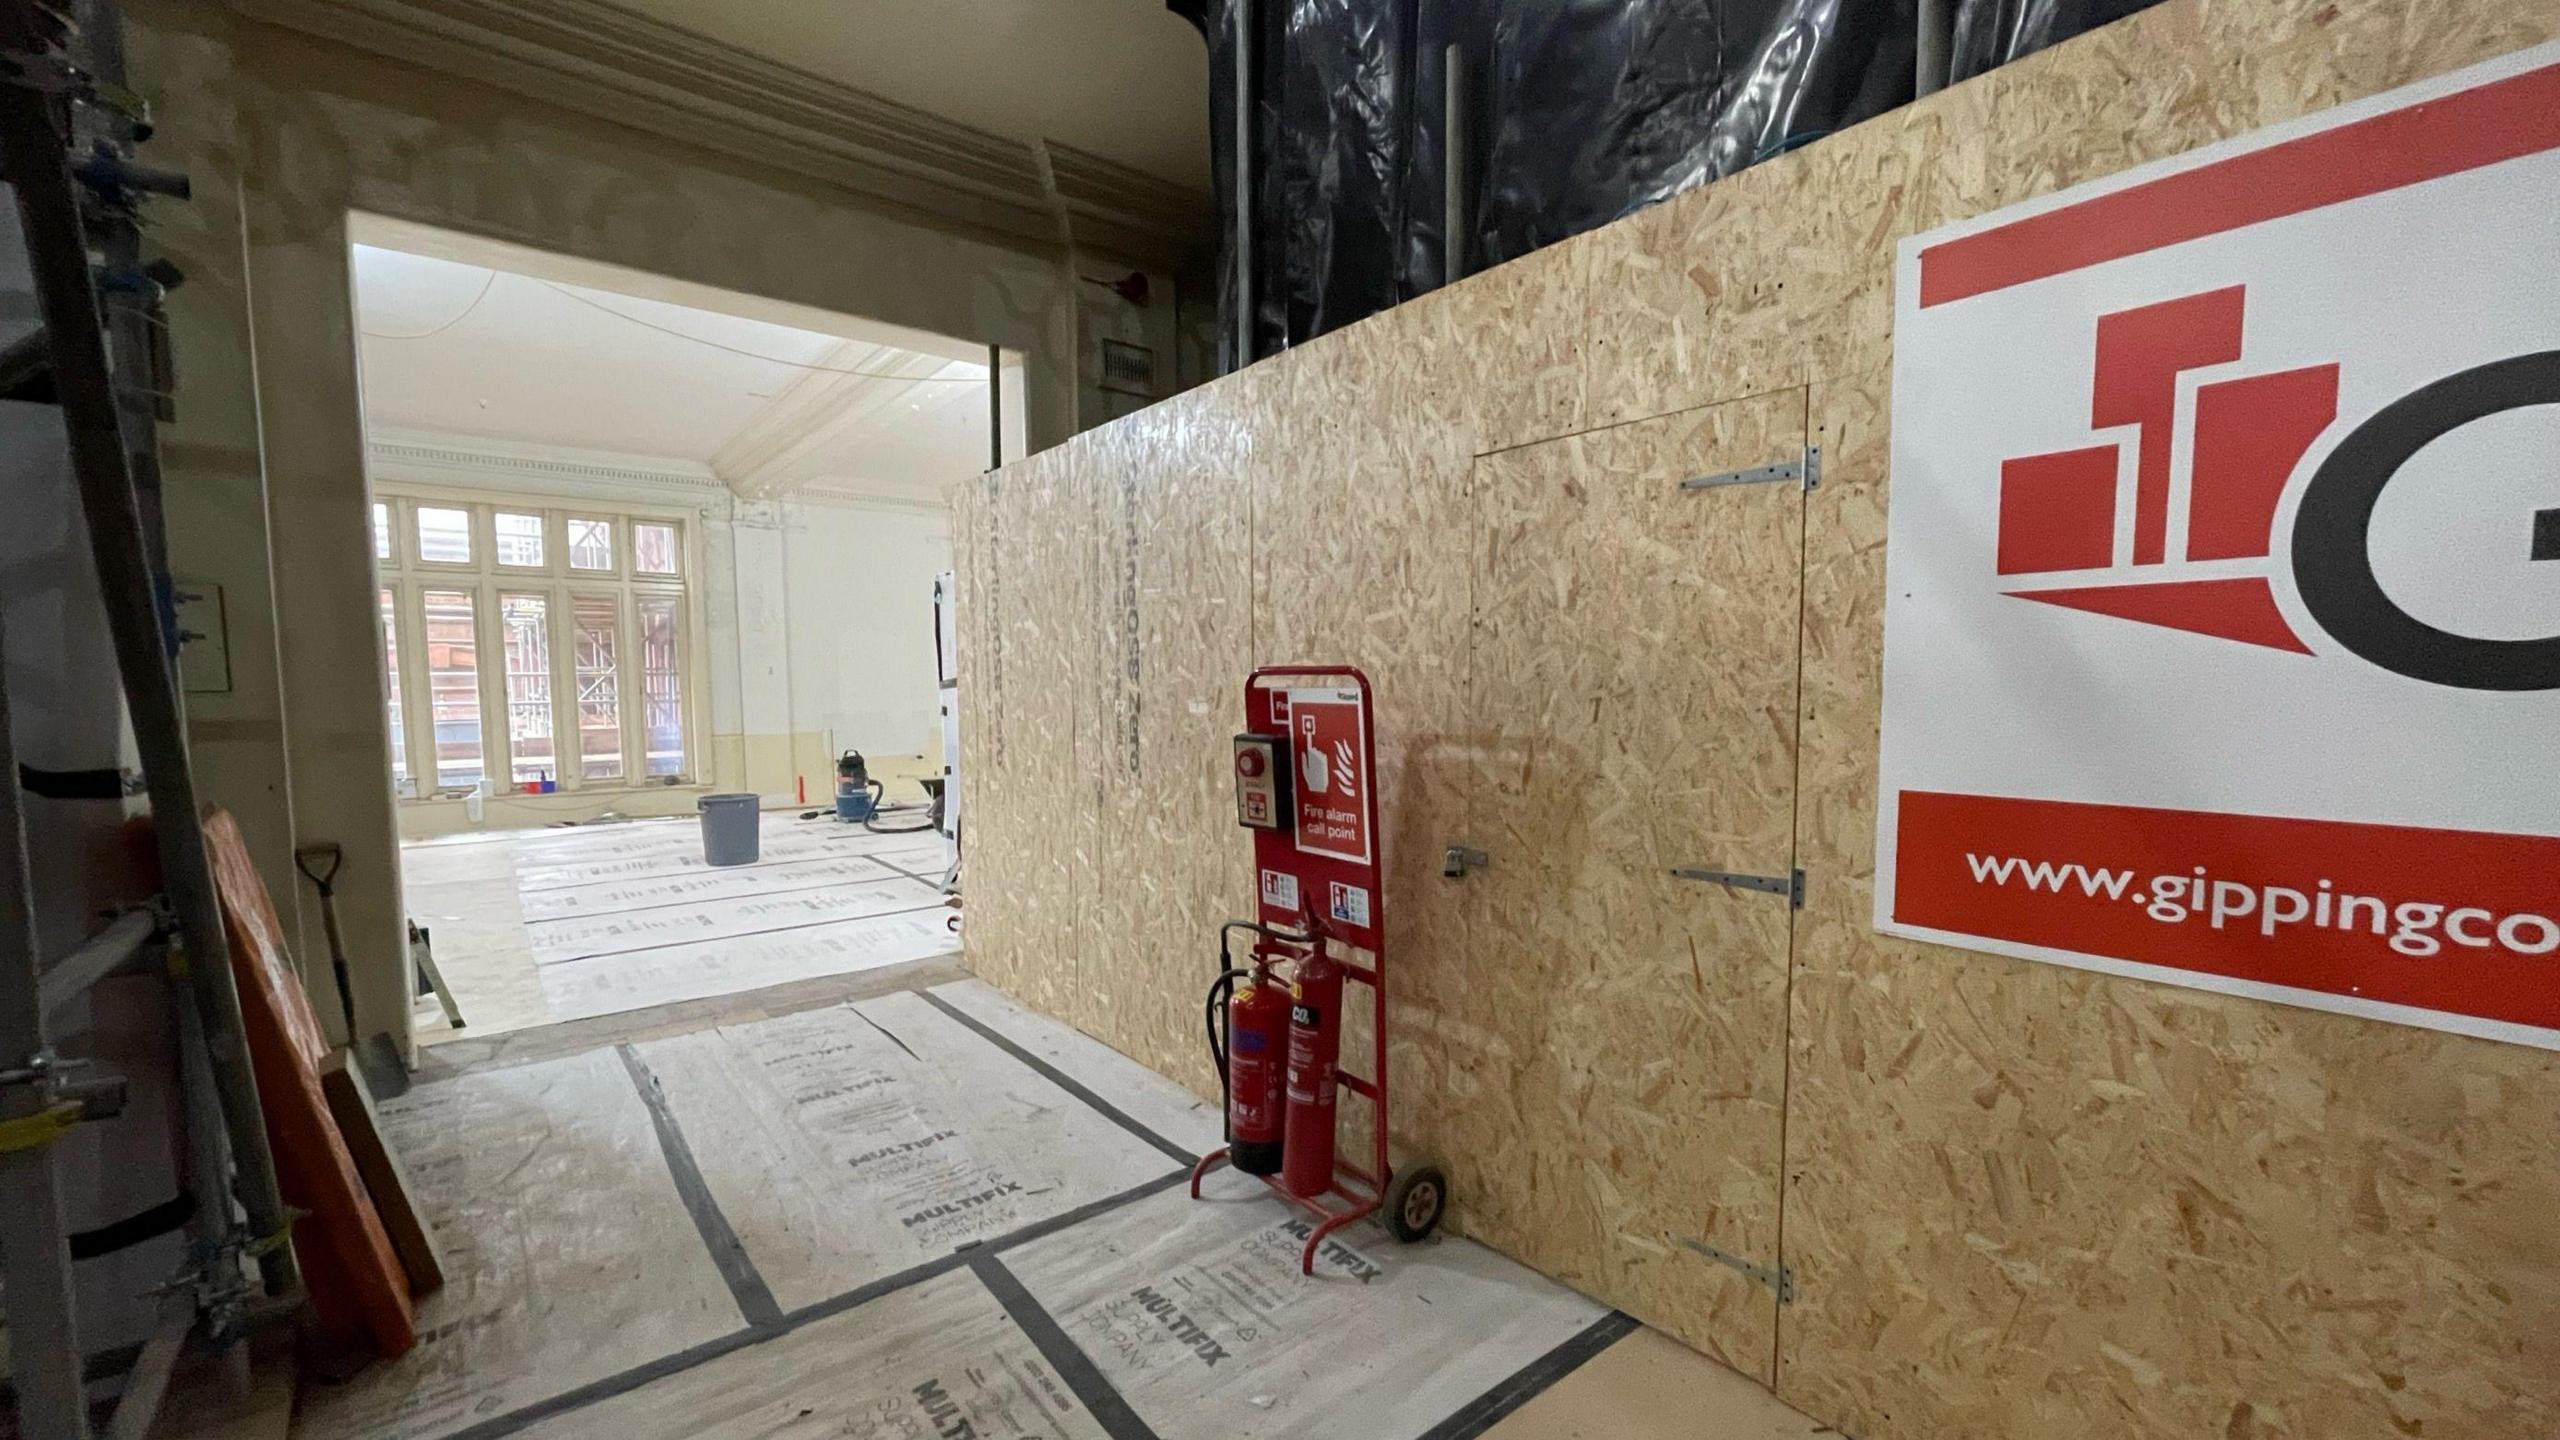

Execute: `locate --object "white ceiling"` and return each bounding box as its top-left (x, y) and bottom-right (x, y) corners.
top-left (594, 0), bottom-right (1213, 192)
top-left (352, 232), bottom-right (994, 506)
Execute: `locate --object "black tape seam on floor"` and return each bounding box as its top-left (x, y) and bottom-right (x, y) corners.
top-left (1414, 1308), bottom-right (1643, 1440)
top-left (534, 902), bottom-right (950, 969)
top-left (436, 1168), bottom-right (1195, 1440)
top-left (616, 1043), bottom-right (786, 1330)
top-left (775, 1170), bottom-right (1189, 1333)
top-left (969, 1252), bottom-right (1165, 1440)
top-left (524, 872), bottom-right (943, 925)
top-left (514, 852), bottom-right (898, 895)
top-left (915, 988), bottom-right (1197, 1167)
top-left (859, 852), bottom-right (950, 887)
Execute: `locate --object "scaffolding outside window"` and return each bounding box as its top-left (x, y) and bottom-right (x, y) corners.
top-left (371, 492), bottom-right (694, 796)
top-left (634, 522), bottom-right (680, 575)
top-left (568, 516), bottom-right (615, 571)
top-left (380, 586), bottom-right (410, 796)
top-left (573, 593), bottom-right (623, 780)
top-left (495, 511), bottom-right (546, 568)
top-left (421, 588), bottom-right (483, 788)
top-left (501, 594), bottom-right (555, 784)
top-left (638, 594), bottom-right (684, 777)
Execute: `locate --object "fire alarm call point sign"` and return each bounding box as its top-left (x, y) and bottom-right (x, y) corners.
top-left (1288, 688), bottom-right (1372, 866)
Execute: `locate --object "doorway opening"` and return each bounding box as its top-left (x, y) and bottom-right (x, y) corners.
top-left (351, 215), bottom-right (1012, 1043)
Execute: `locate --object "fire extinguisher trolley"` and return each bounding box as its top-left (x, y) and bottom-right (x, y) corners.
top-left (1192, 665), bottom-right (1447, 1275)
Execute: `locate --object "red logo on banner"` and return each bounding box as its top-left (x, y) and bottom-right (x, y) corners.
top-left (1290, 691), bottom-right (1371, 865)
top-left (1996, 285), bottom-right (2338, 653)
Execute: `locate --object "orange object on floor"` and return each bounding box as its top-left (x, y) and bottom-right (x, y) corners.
top-left (199, 810), bottom-right (416, 1359)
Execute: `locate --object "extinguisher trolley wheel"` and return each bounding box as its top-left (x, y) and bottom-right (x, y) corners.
top-left (1383, 1161), bottom-right (1448, 1243)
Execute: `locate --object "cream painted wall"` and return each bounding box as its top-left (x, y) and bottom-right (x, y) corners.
top-left (702, 496), bottom-right (951, 811)
top-left (130, 0), bottom-right (1172, 1050)
top-left (780, 501), bottom-right (953, 801)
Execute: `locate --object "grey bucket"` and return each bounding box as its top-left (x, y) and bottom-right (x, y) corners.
top-left (697, 793), bottom-right (762, 867)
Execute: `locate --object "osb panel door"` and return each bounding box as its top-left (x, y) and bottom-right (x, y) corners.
top-left (1456, 388), bottom-right (1808, 1383)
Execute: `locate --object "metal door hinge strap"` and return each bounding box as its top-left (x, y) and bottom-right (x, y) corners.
top-left (1679, 445), bottom-right (1820, 494)
top-left (1670, 867), bottom-right (1805, 908)
top-left (1679, 1236), bottom-right (1795, 1303)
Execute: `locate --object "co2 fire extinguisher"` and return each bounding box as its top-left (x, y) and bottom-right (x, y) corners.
top-left (1210, 956), bottom-right (1289, 1175)
top-left (1281, 946), bottom-right (1343, 1200)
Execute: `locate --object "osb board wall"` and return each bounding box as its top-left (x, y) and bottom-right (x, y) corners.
top-left (953, 3), bottom-right (2560, 1437)
top-left (1454, 391), bottom-right (1811, 1380)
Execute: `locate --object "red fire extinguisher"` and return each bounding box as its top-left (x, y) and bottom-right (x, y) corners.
top-left (1281, 945), bottom-right (1343, 1199)
top-left (1224, 957), bottom-right (1289, 1175)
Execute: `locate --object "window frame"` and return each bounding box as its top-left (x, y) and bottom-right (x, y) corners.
top-left (405, 499), bottom-right (482, 572)
top-left (564, 513), bottom-right (622, 577)
top-left (372, 487), bottom-right (703, 800)
top-left (490, 509), bottom-right (552, 574)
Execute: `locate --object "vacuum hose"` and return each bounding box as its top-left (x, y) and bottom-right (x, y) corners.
top-left (861, 777), bottom-right (939, 834)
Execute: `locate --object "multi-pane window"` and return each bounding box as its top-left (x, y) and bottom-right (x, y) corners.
top-left (567, 517), bottom-right (614, 571)
top-left (500, 594), bottom-right (555, 784)
top-left (495, 512), bottom-right (546, 568)
top-left (415, 505), bottom-right (472, 564)
top-left (379, 587), bottom-right (408, 792)
top-left (372, 493), bottom-right (691, 798)
top-left (634, 523), bottom-right (679, 575)
top-left (421, 588), bottom-right (483, 789)
top-left (638, 595), bottom-right (683, 777)
top-left (572, 593), bottom-right (623, 781)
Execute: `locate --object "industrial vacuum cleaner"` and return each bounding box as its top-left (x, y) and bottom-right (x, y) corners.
top-left (1191, 666), bottom-right (1447, 1275)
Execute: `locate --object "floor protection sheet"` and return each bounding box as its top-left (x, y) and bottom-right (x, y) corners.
top-left (999, 1176), bottom-right (1610, 1440)
top-left (292, 1049), bottom-right (744, 1440)
top-left (512, 1269), bottom-right (1113, 1440)
top-left (537, 909), bottom-right (959, 1022)
top-left (634, 990), bottom-right (1182, 1312)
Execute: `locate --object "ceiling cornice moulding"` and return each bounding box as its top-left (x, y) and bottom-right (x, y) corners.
top-left (787, 481), bottom-right (955, 517)
top-left (366, 431), bottom-right (732, 507)
top-left (228, 0), bottom-right (1208, 267)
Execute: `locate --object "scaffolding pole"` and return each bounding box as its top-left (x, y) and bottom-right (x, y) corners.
top-left (0, 608), bottom-right (92, 1440)
top-left (0, 13), bottom-right (297, 1302)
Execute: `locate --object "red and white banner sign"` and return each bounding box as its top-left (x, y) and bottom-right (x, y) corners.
top-left (1877, 44), bottom-right (2560, 1049)
top-left (1289, 688), bottom-right (1373, 865)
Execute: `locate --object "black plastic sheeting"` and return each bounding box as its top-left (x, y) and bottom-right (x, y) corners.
top-left (1192, 0), bottom-right (1917, 364)
top-left (1950, 0), bottom-right (2161, 82)
top-left (1184, 0), bottom-right (2158, 367)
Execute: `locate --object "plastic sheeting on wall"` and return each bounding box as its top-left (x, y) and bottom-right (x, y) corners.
top-left (1183, 0), bottom-right (2167, 366)
top-left (1194, 0), bottom-right (1918, 365)
top-left (1949, 0), bottom-right (2163, 83)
